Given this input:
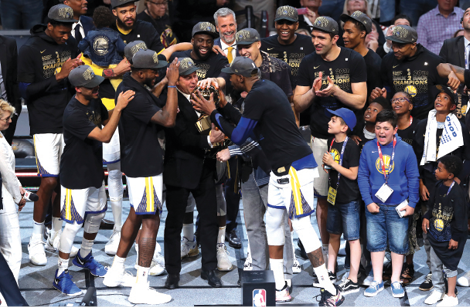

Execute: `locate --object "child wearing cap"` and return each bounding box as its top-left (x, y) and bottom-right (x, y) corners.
top-left (321, 108), bottom-right (362, 294)
top-left (422, 155), bottom-right (468, 306)
top-left (413, 85), bottom-right (470, 291)
top-left (358, 109), bottom-right (419, 298)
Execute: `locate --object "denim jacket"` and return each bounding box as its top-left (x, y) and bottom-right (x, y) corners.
top-left (78, 27), bottom-right (125, 67)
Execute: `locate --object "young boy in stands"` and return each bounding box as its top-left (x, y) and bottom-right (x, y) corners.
top-left (352, 97), bottom-right (390, 150)
top-left (422, 155), bottom-right (468, 306)
top-left (358, 110), bottom-right (419, 298)
top-left (413, 85), bottom-right (470, 291)
top-left (322, 108), bottom-right (361, 294)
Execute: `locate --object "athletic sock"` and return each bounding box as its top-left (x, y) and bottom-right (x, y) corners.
top-left (112, 255), bottom-right (126, 271)
top-left (135, 265), bottom-right (150, 285)
top-left (217, 226), bottom-right (226, 244)
top-left (79, 238), bottom-right (94, 258)
top-left (270, 258), bottom-right (286, 290)
top-left (32, 221), bottom-right (45, 238)
top-left (51, 217), bottom-right (62, 240)
top-left (183, 223), bottom-right (194, 242)
top-left (314, 264), bottom-right (337, 295)
top-left (57, 257), bottom-right (69, 276)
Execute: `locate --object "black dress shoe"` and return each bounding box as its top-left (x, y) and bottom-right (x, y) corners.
top-left (226, 229), bottom-right (242, 249)
top-left (165, 274), bottom-right (180, 289)
top-left (201, 270), bottom-right (222, 287)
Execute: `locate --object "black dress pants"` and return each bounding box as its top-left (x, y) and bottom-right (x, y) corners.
top-left (164, 164), bottom-right (218, 275)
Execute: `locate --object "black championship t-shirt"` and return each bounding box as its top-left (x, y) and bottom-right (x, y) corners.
top-left (260, 34), bottom-right (315, 86)
top-left (18, 27), bottom-right (75, 135)
top-left (111, 19), bottom-right (164, 53)
top-left (117, 74), bottom-right (164, 177)
top-left (397, 118), bottom-right (419, 147)
top-left (363, 49), bottom-right (382, 100)
top-left (170, 50), bottom-right (229, 80)
top-left (243, 79), bottom-right (312, 169)
top-left (327, 137), bottom-right (360, 204)
top-left (297, 47), bottom-right (367, 139)
top-left (60, 97), bottom-right (109, 189)
top-left (259, 51), bottom-right (293, 97)
top-left (381, 44), bottom-right (444, 120)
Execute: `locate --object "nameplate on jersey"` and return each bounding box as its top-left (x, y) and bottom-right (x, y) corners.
top-left (327, 187), bottom-right (337, 205)
top-left (375, 183), bottom-right (393, 203)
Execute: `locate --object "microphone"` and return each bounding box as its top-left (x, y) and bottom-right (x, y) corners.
top-left (24, 190), bottom-right (39, 202)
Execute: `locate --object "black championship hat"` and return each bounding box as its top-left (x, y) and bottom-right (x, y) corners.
top-left (124, 40), bottom-right (147, 61)
top-left (48, 4), bottom-right (77, 23)
top-left (178, 58), bottom-right (199, 76)
top-left (311, 16), bottom-right (339, 35)
top-left (235, 28), bottom-right (261, 45)
top-left (385, 25), bottom-right (417, 44)
top-left (192, 22), bottom-right (218, 38)
top-left (110, 0), bottom-right (135, 9)
top-left (221, 57), bottom-right (259, 77)
top-left (274, 5), bottom-right (298, 22)
top-left (340, 11), bottom-right (372, 34)
top-left (132, 49), bottom-right (168, 70)
top-left (69, 65), bottom-right (105, 88)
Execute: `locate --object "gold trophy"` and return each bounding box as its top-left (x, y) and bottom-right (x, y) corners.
top-left (194, 85), bottom-right (222, 143)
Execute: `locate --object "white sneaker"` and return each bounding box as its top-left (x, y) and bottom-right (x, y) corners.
top-left (105, 230), bottom-right (121, 256)
top-left (362, 272), bottom-right (374, 286)
top-left (276, 283), bottom-right (292, 302)
top-left (436, 294), bottom-right (458, 307)
top-left (45, 230), bottom-right (79, 257)
top-left (292, 257), bottom-right (301, 274)
top-left (128, 282), bottom-right (172, 305)
top-left (425, 290), bottom-right (445, 305)
top-left (181, 237), bottom-right (199, 259)
top-left (28, 235), bottom-right (47, 266)
top-left (103, 266), bottom-right (135, 288)
top-left (134, 243), bottom-right (166, 276)
top-left (244, 252), bottom-right (252, 271)
top-left (217, 244), bottom-right (233, 271)
top-left (457, 271), bottom-right (470, 287)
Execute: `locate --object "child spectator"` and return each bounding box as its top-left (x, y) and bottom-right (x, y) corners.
top-left (358, 109), bottom-right (419, 298)
top-left (422, 155), bottom-right (468, 306)
top-left (353, 97), bottom-right (391, 149)
top-left (413, 85), bottom-right (470, 291)
top-left (392, 90), bottom-right (421, 285)
top-left (78, 6), bottom-right (126, 68)
top-left (321, 108), bottom-right (362, 294)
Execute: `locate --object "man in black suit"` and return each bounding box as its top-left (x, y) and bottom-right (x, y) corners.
top-left (163, 57), bottom-right (225, 289)
top-left (439, 6), bottom-right (470, 120)
top-left (0, 36), bottom-right (21, 145)
top-left (63, 0), bottom-right (93, 44)
top-left (213, 7), bottom-right (239, 64)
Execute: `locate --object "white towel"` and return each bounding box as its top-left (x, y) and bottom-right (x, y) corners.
top-left (420, 109), bottom-right (464, 166)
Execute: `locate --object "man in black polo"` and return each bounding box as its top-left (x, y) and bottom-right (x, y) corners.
top-left (370, 25), bottom-right (444, 120)
top-left (103, 50), bottom-right (180, 305)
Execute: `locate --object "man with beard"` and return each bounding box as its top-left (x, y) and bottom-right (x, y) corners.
top-left (53, 65), bottom-right (134, 295)
top-left (294, 17), bottom-right (367, 264)
top-left (103, 50), bottom-right (179, 305)
top-left (110, 0), bottom-right (164, 53)
top-left (170, 22), bottom-right (229, 82)
top-left (213, 8), bottom-right (239, 64)
top-left (192, 56), bottom-right (345, 306)
top-left (163, 58), bottom-right (225, 289)
top-left (18, 4), bottom-right (82, 266)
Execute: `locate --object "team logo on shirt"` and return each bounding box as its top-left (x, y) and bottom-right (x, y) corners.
top-left (434, 218), bottom-right (444, 232)
top-left (375, 155), bottom-right (395, 174)
top-left (404, 85), bottom-right (417, 97)
top-left (93, 36), bottom-right (110, 56)
top-left (331, 148), bottom-right (340, 163)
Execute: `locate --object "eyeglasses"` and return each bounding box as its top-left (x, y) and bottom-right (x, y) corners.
top-left (391, 97), bottom-right (410, 103)
top-left (148, 0), bottom-right (168, 5)
top-left (0, 115), bottom-right (12, 122)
